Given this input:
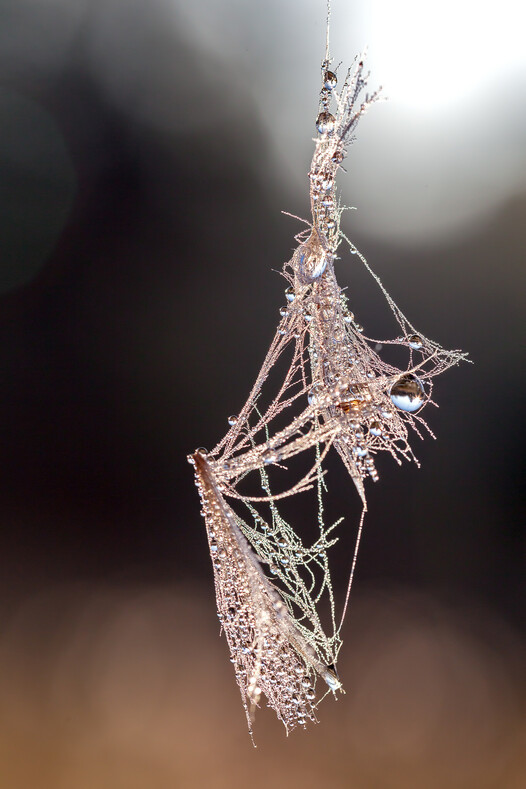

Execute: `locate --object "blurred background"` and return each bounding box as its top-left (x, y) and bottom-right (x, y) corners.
top-left (0, 0), bottom-right (524, 786)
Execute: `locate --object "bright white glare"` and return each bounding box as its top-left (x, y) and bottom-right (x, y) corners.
top-left (363, 0), bottom-right (526, 110)
top-left (161, 0), bottom-right (526, 242)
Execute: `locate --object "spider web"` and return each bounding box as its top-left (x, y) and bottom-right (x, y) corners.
top-left (189, 48), bottom-right (467, 739)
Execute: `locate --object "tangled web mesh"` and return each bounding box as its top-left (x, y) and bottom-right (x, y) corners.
top-left (188, 46), bottom-right (467, 741)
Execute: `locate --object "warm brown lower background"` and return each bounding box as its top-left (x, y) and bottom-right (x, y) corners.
top-left (1, 583), bottom-right (525, 789)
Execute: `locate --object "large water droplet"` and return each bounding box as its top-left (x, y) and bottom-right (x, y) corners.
top-left (228, 415), bottom-right (238, 426)
top-left (390, 374), bottom-right (425, 412)
top-left (408, 334), bottom-right (423, 350)
top-left (316, 112), bottom-right (335, 133)
top-left (285, 286), bottom-right (296, 302)
top-left (299, 248), bottom-right (328, 279)
top-left (324, 70), bottom-right (337, 89)
top-left (332, 150), bottom-right (344, 164)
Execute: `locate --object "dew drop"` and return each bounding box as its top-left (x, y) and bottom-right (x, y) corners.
top-left (324, 70), bottom-right (337, 89)
top-left (332, 150), bottom-right (344, 164)
top-left (355, 324), bottom-right (364, 333)
top-left (228, 415), bottom-right (238, 426)
top-left (408, 334), bottom-right (423, 350)
top-left (353, 445), bottom-right (368, 457)
top-left (316, 111), bottom-right (335, 133)
top-left (369, 421), bottom-right (382, 436)
top-left (285, 286), bottom-right (296, 302)
top-left (308, 386), bottom-right (320, 405)
top-left (279, 306), bottom-right (288, 317)
top-left (390, 374), bottom-right (425, 412)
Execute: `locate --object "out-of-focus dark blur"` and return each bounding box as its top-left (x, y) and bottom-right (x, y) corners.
top-left (0, 1), bottom-right (524, 786)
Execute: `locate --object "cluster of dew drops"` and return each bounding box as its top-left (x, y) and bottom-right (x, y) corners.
top-left (222, 65), bottom-right (435, 479)
top-left (313, 65), bottom-right (427, 422)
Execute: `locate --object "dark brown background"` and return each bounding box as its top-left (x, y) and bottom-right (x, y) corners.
top-left (0, 1), bottom-right (524, 786)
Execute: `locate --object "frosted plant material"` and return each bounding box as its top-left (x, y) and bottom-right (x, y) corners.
top-left (188, 6), bottom-right (467, 741)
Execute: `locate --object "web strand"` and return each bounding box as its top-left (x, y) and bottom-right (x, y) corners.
top-left (188, 29), bottom-right (467, 740)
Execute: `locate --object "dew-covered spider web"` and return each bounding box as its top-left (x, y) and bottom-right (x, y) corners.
top-left (188, 10), bottom-right (467, 742)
